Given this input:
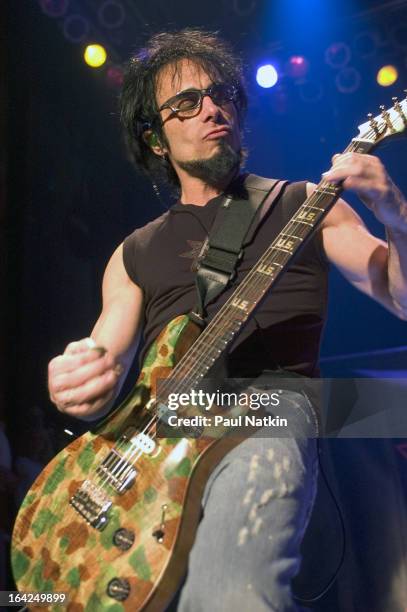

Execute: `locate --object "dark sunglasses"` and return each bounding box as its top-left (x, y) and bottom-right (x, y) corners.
top-left (157, 82), bottom-right (239, 117)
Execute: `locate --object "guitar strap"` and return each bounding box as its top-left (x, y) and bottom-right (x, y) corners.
top-left (191, 174), bottom-right (286, 326)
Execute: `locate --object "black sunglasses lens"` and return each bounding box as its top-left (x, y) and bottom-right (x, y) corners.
top-left (210, 83), bottom-right (236, 104)
top-left (168, 83), bottom-right (238, 115)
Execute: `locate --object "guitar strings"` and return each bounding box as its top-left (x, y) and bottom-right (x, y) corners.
top-left (97, 131), bottom-right (377, 489)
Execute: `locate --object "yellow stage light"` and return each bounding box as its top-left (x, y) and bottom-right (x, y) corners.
top-left (377, 65), bottom-right (398, 87)
top-left (84, 44), bottom-right (107, 68)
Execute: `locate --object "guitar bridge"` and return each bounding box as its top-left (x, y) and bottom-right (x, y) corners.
top-left (70, 479), bottom-right (112, 530)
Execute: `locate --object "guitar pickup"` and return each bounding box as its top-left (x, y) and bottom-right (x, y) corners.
top-left (96, 449), bottom-right (137, 493)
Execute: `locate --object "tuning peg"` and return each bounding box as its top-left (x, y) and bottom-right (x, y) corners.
top-left (393, 96), bottom-right (407, 126)
top-left (379, 105), bottom-right (395, 132)
top-left (367, 112), bottom-right (380, 136)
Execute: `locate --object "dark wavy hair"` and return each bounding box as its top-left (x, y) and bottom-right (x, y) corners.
top-left (119, 29), bottom-right (247, 188)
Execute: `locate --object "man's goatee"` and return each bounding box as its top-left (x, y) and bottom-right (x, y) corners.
top-left (177, 141), bottom-right (241, 187)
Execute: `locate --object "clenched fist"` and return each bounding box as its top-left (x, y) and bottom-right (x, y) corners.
top-left (48, 337), bottom-right (123, 420)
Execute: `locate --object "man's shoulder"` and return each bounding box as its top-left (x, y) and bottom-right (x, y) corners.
top-left (124, 209), bottom-right (171, 249)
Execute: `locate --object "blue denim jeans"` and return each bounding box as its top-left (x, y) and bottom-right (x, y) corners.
top-left (176, 389), bottom-right (319, 612)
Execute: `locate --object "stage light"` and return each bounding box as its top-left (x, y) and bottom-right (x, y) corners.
top-left (335, 67), bottom-right (361, 94)
top-left (84, 44), bottom-right (107, 68)
top-left (377, 65), bottom-right (398, 87)
top-left (325, 42), bottom-right (351, 69)
top-left (287, 56), bottom-right (309, 79)
top-left (256, 64), bottom-right (278, 88)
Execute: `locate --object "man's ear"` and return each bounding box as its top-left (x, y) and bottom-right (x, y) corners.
top-left (142, 129), bottom-right (166, 156)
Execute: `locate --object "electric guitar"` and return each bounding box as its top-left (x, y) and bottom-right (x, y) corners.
top-left (11, 97), bottom-right (407, 611)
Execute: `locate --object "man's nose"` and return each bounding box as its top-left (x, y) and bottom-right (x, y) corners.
top-left (200, 93), bottom-right (222, 120)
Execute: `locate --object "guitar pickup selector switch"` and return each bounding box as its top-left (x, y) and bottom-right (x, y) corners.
top-left (152, 504), bottom-right (168, 544)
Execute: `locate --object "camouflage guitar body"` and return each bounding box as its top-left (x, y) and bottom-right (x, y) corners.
top-left (12, 315), bottom-right (238, 612)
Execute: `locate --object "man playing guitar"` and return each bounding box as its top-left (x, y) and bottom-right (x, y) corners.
top-left (47, 29), bottom-right (407, 610)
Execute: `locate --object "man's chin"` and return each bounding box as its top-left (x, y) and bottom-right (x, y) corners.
top-left (177, 142), bottom-right (241, 187)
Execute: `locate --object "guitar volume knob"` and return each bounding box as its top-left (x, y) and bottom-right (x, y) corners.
top-left (113, 528), bottom-right (135, 551)
top-left (107, 577), bottom-right (131, 601)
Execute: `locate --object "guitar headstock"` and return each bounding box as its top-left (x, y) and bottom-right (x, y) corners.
top-left (357, 93), bottom-right (407, 146)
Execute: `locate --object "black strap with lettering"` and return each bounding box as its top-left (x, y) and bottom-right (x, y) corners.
top-left (191, 175), bottom-right (284, 325)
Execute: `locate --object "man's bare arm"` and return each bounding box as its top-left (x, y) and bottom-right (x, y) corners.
top-left (308, 156), bottom-right (407, 320)
top-left (48, 243), bottom-right (144, 420)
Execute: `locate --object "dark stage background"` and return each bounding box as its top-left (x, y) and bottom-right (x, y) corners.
top-left (1, 1), bottom-right (407, 610)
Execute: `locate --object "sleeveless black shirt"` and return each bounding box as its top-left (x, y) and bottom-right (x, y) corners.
top-left (123, 178), bottom-right (329, 377)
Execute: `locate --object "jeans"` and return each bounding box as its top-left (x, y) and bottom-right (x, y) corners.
top-left (176, 389), bottom-right (319, 612)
